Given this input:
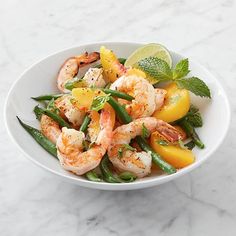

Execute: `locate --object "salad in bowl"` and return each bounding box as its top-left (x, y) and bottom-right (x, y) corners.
top-left (16, 43), bottom-right (212, 184)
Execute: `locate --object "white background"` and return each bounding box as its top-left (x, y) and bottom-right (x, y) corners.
top-left (1, 0), bottom-right (236, 235)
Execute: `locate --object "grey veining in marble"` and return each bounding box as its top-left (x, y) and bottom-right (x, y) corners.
top-left (1, 0), bottom-right (236, 235)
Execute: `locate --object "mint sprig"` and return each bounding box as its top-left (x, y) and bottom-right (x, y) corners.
top-left (137, 57), bottom-right (211, 98)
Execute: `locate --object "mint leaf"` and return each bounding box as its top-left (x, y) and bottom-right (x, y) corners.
top-left (176, 105), bottom-right (203, 127)
top-left (119, 171), bottom-right (136, 182)
top-left (91, 93), bottom-right (111, 111)
top-left (122, 144), bottom-right (136, 151)
top-left (47, 98), bottom-right (60, 115)
top-left (33, 105), bottom-right (43, 120)
top-left (64, 76), bottom-right (87, 90)
top-left (188, 104), bottom-right (199, 113)
top-left (118, 148), bottom-right (123, 159)
top-left (173, 58), bottom-right (190, 79)
top-left (186, 105), bottom-right (203, 127)
top-left (118, 144), bottom-right (136, 158)
top-left (176, 77), bottom-right (211, 98)
top-left (95, 58), bottom-right (126, 69)
top-left (47, 98), bottom-right (55, 110)
top-left (188, 114), bottom-right (203, 127)
top-left (142, 123), bottom-right (150, 139)
top-left (156, 140), bottom-right (169, 146)
top-left (138, 57), bottom-right (172, 81)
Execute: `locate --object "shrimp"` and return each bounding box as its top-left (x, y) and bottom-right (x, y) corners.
top-left (56, 109), bottom-right (113, 175)
top-left (83, 68), bottom-right (106, 88)
top-left (110, 75), bottom-right (157, 119)
top-left (57, 52), bottom-right (100, 93)
top-left (155, 88), bottom-right (166, 111)
top-left (54, 94), bottom-right (85, 128)
top-left (108, 117), bottom-right (182, 178)
top-left (87, 110), bottom-right (101, 143)
top-left (41, 115), bottom-right (61, 144)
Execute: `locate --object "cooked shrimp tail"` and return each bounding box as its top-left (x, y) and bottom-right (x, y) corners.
top-left (56, 108), bottom-right (113, 175)
top-left (57, 52), bottom-right (100, 93)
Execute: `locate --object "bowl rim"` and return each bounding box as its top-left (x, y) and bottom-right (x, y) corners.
top-left (4, 41), bottom-right (231, 190)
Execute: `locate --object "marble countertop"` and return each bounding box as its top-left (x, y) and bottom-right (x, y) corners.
top-left (1, 0), bottom-right (236, 235)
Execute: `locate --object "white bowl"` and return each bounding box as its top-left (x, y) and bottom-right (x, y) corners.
top-left (4, 42), bottom-right (231, 190)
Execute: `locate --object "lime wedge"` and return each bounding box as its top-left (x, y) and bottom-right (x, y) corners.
top-left (125, 43), bottom-right (172, 84)
top-left (125, 43), bottom-right (172, 67)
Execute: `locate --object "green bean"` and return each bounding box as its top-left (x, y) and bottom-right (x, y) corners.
top-left (17, 116), bottom-right (57, 157)
top-left (79, 115), bottom-right (91, 132)
top-left (108, 98), bottom-right (176, 174)
top-left (100, 154), bottom-right (122, 183)
top-left (105, 82), bottom-right (111, 89)
top-left (85, 171), bottom-right (102, 182)
top-left (119, 172), bottom-right (136, 182)
top-left (31, 94), bottom-right (63, 101)
top-left (102, 88), bottom-right (134, 101)
top-left (34, 106), bottom-right (71, 128)
top-left (107, 97), bottom-right (132, 124)
top-left (136, 136), bottom-right (176, 174)
top-left (179, 120), bottom-right (204, 149)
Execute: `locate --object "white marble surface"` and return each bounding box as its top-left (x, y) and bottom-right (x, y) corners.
top-left (1, 0), bottom-right (236, 235)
